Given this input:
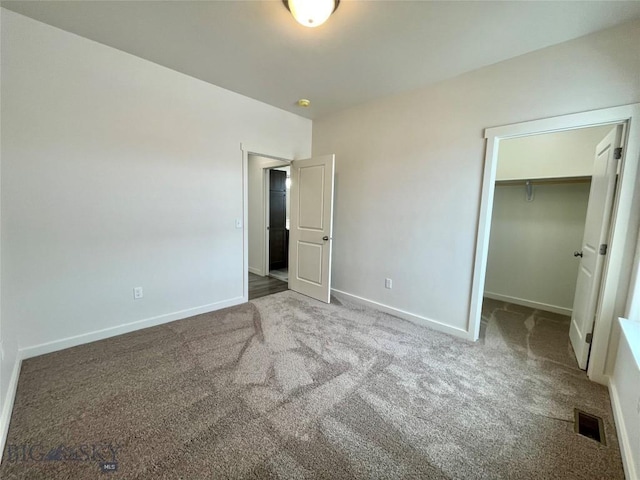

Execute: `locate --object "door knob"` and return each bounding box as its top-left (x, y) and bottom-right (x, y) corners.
top-left (322, 236), bottom-right (329, 241)
top-left (574, 251), bottom-right (583, 257)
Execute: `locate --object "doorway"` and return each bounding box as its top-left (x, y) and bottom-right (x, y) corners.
top-left (267, 167), bottom-right (290, 283)
top-left (243, 146), bottom-right (336, 304)
top-left (481, 124), bottom-right (620, 370)
top-left (468, 103), bottom-right (640, 384)
top-left (247, 155), bottom-right (290, 300)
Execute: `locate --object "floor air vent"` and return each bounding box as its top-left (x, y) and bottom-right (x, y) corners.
top-left (574, 409), bottom-right (606, 445)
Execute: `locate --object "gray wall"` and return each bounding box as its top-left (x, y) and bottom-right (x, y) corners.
top-left (0, 9), bottom-right (311, 427)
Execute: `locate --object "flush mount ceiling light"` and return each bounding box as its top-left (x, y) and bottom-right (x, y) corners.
top-left (283, 0), bottom-right (340, 28)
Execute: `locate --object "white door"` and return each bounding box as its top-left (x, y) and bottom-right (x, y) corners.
top-left (569, 125), bottom-right (622, 369)
top-left (289, 155), bottom-right (335, 303)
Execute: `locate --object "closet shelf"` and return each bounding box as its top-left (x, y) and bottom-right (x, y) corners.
top-left (495, 176), bottom-right (591, 187)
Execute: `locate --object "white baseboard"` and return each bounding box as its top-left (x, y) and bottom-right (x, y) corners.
top-left (609, 378), bottom-right (637, 480)
top-left (1, 352), bottom-right (23, 464)
top-left (331, 289), bottom-right (469, 340)
top-left (587, 370), bottom-right (609, 387)
top-left (248, 267), bottom-right (264, 276)
top-left (483, 292), bottom-right (572, 317)
top-left (20, 296), bottom-right (245, 360)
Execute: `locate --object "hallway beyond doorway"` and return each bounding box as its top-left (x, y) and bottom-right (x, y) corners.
top-left (269, 268), bottom-right (288, 283)
top-left (248, 273), bottom-right (287, 300)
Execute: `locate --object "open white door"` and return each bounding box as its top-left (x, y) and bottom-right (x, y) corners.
top-left (289, 155), bottom-right (335, 303)
top-left (569, 125), bottom-right (622, 369)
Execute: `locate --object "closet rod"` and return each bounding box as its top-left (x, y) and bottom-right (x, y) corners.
top-left (495, 176), bottom-right (591, 187)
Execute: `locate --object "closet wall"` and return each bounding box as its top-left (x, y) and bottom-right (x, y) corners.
top-left (485, 125), bottom-right (612, 315)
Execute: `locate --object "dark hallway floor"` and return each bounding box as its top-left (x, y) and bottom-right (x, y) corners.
top-left (248, 272), bottom-right (288, 300)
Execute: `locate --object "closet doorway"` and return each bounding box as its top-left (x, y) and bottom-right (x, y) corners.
top-left (480, 123), bottom-right (624, 370)
top-left (469, 104), bottom-right (640, 384)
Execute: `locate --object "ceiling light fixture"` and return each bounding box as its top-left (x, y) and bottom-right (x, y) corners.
top-left (283, 0), bottom-right (340, 28)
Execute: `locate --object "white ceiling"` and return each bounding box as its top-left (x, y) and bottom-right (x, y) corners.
top-left (3, 1), bottom-right (640, 119)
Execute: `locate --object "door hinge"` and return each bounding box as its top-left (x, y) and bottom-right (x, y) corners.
top-left (614, 147), bottom-right (622, 160)
top-left (599, 244), bottom-right (607, 255)
top-left (585, 333), bottom-right (593, 344)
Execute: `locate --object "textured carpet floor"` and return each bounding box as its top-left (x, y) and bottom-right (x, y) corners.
top-left (0, 292), bottom-right (624, 479)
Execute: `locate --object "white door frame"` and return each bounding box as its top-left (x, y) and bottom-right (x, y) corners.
top-left (468, 103), bottom-right (640, 385)
top-left (242, 144), bottom-right (294, 302)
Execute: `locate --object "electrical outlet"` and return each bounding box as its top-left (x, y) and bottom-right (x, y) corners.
top-left (133, 287), bottom-right (143, 300)
top-left (235, 218), bottom-right (243, 229)
top-left (385, 278), bottom-right (392, 289)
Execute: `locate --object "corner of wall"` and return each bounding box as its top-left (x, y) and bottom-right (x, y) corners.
top-left (0, 349), bottom-right (22, 464)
